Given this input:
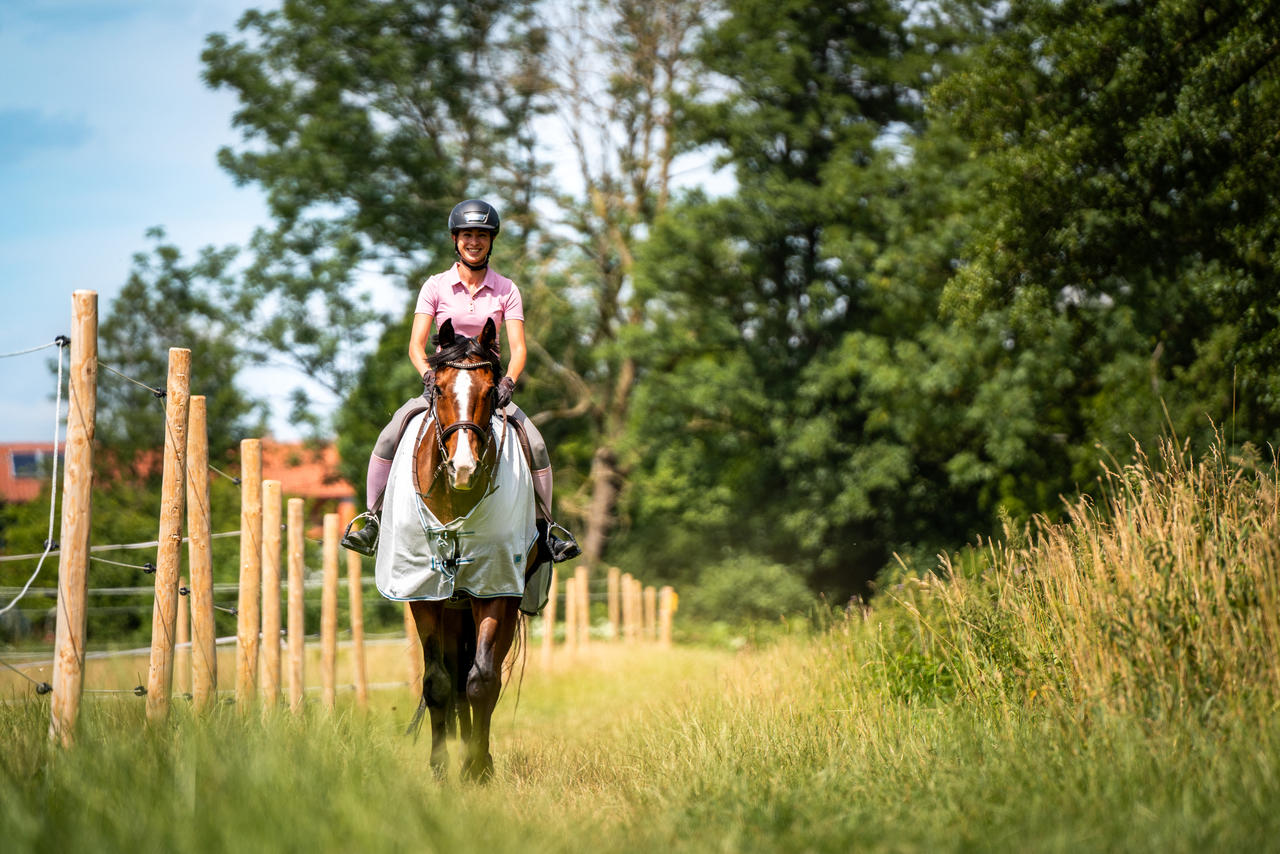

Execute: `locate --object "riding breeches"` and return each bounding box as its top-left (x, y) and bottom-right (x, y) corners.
top-left (367, 395), bottom-right (553, 516)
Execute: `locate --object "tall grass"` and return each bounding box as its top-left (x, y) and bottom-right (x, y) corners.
top-left (2, 438), bottom-right (1278, 851)
top-left (874, 438), bottom-right (1280, 722)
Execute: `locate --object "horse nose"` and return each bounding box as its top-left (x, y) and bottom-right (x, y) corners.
top-left (450, 456), bottom-right (477, 490)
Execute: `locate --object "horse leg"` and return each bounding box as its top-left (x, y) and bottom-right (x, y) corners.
top-left (409, 601), bottom-right (452, 776)
top-left (442, 609), bottom-right (461, 739)
top-left (454, 608), bottom-right (476, 744)
top-left (461, 597), bottom-right (519, 782)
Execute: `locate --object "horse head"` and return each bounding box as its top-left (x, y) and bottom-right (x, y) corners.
top-left (421, 318), bottom-right (502, 494)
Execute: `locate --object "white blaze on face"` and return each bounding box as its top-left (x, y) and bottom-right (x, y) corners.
top-left (448, 369), bottom-right (478, 488)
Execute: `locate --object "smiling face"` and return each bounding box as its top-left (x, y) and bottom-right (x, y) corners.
top-left (453, 228), bottom-right (493, 268)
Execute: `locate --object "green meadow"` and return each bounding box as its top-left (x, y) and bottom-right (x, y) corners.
top-left (3, 440), bottom-right (1278, 852)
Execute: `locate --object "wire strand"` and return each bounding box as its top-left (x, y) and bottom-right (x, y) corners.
top-left (0, 340), bottom-right (66, 616)
top-left (97, 360), bottom-right (164, 397)
top-left (0, 339), bottom-right (59, 360)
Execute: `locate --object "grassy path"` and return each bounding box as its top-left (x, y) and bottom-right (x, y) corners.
top-left (2, 633), bottom-right (1278, 852)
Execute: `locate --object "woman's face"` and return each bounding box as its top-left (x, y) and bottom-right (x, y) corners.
top-left (455, 228), bottom-right (492, 266)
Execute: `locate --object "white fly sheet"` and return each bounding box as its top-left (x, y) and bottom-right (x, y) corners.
top-left (375, 411), bottom-right (537, 601)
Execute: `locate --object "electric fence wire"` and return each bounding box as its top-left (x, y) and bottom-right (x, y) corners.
top-left (0, 339), bottom-right (61, 360)
top-left (0, 337), bottom-right (67, 617)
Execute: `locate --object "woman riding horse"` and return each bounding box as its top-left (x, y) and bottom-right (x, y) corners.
top-left (342, 198), bottom-right (577, 563)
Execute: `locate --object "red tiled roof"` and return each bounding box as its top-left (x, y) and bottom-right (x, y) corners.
top-left (0, 440), bottom-right (356, 504)
top-left (260, 439), bottom-right (356, 501)
top-left (0, 442), bottom-right (64, 503)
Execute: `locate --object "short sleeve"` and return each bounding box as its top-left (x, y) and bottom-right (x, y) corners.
top-left (502, 281), bottom-right (525, 322)
top-left (415, 277), bottom-right (439, 315)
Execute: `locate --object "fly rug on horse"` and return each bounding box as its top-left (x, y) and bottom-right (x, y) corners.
top-left (374, 318), bottom-right (539, 782)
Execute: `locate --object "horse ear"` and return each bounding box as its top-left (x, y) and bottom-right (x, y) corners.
top-left (480, 318), bottom-right (497, 350)
top-left (438, 318), bottom-right (456, 347)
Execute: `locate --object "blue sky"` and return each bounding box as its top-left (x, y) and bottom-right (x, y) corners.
top-left (0, 1), bottom-right (272, 441)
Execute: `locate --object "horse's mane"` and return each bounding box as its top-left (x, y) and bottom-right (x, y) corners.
top-left (427, 332), bottom-right (504, 378)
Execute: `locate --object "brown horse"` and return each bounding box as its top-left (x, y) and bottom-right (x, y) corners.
top-left (405, 317), bottom-right (533, 781)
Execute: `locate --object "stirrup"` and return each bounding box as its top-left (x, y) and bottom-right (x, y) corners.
top-left (546, 522), bottom-right (580, 563)
top-left (340, 511), bottom-right (380, 556)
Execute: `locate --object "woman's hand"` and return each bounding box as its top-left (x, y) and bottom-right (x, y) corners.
top-left (422, 369), bottom-right (436, 399)
top-left (495, 376), bottom-right (515, 409)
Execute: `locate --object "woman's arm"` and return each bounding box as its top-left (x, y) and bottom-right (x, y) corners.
top-left (504, 318), bottom-right (527, 385)
top-left (409, 312), bottom-right (434, 377)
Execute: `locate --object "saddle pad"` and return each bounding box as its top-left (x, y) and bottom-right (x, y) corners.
top-left (375, 411), bottom-right (538, 601)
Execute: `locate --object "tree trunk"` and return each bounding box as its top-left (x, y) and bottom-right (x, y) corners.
top-left (582, 444), bottom-right (621, 567)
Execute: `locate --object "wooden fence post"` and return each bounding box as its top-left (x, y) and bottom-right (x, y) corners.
top-left (607, 567), bottom-right (620, 641)
top-left (575, 567), bottom-right (590, 648)
top-left (644, 585), bottom-right (657, 643)
top-left (176, 575), bottom-right (189, 697)
top-left (50, 290), bottom-right (97, 747)
top-left (321, 513), bottom-right (339, 711)
top-left (186, 395), bottom-right (216, 714)
top-left (235, 438), bottom-right (263, 709)
top-left (541, 567), bottom-right (558, 668)
top-left (146, 347), bottom-right (190, 723)
top-left (260, 480), bottom-right (282, 707)
top-left (620, 573), bottom-right (634, 644)
top-left (286, 498), bottom-right (306, 714)
top-left (659, 586), bottom-right (675, 648)
top-left (564, 571), bottom-right (577, 651)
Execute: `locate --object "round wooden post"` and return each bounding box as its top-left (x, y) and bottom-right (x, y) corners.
top-left (632, 578), bottom-right (644, 643)
top-left (146, 347), bottom-right (190, 723)
top-left (50, 291), bottom-right (96, 746)
top-left (575, 567), bottom-right (590, 647)
top-left (186, 395), bottom-right (216, 714)
top-left (345, 546), bottom-right (369, 709)
top-left (607, 567), bottom-right (620, 641)
top-left (563, 571), bottom-right (577, 651)
top-left (260, 480), bottom-right (282, 707)
top-left (403, 603), bottom-right (421, 696)
top-left (620, 573), bottom-right (634, 644)
top-left (176, 575), bottom-right (190, 696)
top-left (541, 567), bottom-right (559, 668)
top-left (321, 513), bottom-right (339, 711)
top-left (659, 586), bottom-right (675, 648)
top-left (286, 498), bottom-right (306, 714)
top-left (235, 438), bottom-right (263, 709)
top-left (644, 585), bottom-right (657, 642)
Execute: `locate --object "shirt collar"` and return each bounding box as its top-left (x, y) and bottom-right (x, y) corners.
top-left (450, 263), bottom-right (494, 293)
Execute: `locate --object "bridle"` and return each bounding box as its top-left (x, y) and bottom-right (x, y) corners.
top-left (416, 357), bottom-right (506, 501)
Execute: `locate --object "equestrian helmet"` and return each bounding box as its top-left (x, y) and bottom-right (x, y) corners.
top-left (448, 199), bottom-right (501, 236)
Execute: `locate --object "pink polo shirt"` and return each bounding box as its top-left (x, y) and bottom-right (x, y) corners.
top-left (414, 264), bottom-right (524, 352)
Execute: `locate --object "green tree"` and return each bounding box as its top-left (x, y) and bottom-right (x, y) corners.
top-left (618, 0), bottom-right (977, 597)
top-left (935, 0), bottom-right (1280, 466)
top-left (202, 0), bottom-right (552, 440)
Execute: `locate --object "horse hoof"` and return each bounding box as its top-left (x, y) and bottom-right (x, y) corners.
top-left (462, 755), bottom-right (494, 783)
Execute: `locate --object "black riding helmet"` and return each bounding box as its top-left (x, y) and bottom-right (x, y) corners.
top-left (449, 199), bottom-right (500, 271)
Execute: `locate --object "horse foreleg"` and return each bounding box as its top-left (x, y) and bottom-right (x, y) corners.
top-left (441, 608), bottom-right (475, 742)
top-left (410, 601), bottom-right (451, 776)
top-left (462, 597), bottom-right (519, 782)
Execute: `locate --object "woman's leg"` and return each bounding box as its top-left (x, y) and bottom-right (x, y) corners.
top-left (342, 394), bottom-right (430, 554)
top-left (505, 403), bottom-right (552, 519)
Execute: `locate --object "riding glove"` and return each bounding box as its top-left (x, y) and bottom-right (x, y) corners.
top-left (495, 376), bottom-right (516, 409)
top-left (422, 369), bottom-right (436, 399)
